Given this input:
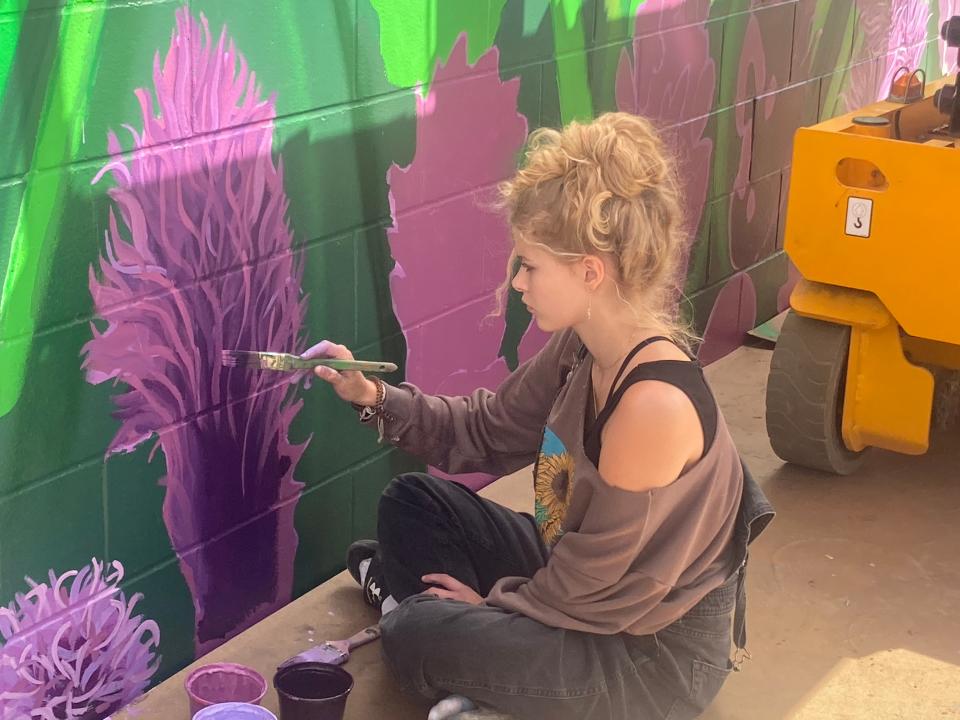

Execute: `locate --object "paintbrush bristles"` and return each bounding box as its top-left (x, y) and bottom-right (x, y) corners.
top-left (221, 350), bottom-right (301, 371)
top-left (220, 350), bottom-right (265, 368)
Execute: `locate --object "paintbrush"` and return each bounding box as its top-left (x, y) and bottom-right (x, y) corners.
top-left (277, 624), bottom-right (382, 669)
top-left (221, 350), bottom-right (397, 374)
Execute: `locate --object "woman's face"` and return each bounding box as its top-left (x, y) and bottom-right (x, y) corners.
top-left (510, 238), bottom-right (587, 332)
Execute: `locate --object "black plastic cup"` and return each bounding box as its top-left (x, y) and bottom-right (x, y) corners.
top-left (273, 662), bottom-right (354, 720)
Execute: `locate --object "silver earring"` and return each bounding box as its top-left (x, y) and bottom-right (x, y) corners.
top-left (586, 300), bottom-right (592, 321)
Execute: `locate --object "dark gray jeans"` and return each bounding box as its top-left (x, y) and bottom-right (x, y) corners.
top-left (376, 473), bottom-right (754, 720)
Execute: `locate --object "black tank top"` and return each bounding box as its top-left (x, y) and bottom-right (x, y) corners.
top-left (583, 336), bottom-right (718, 468)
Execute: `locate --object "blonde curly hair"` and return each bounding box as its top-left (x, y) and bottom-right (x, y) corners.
top-left (495, 112), bottom-right (697, 353)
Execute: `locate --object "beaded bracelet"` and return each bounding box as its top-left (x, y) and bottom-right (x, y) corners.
top-left (352, 376), bottom-right (386, 443)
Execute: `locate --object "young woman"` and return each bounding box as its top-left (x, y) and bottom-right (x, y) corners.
top-left (304, 112), bottom-right (773, 720)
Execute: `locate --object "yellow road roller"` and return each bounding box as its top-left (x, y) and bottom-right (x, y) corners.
top-left (765, 17), bottom-right (960, 474)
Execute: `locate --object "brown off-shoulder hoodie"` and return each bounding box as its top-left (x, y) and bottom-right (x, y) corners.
top-left (372, 329), bottom-right (743, 635)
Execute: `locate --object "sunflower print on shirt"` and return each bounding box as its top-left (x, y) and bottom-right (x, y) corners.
top-left (534, 427), bottom-right (577, 548)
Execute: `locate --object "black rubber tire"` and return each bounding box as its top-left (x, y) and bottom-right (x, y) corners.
top-left (765, 311), bottom-right (867, 475)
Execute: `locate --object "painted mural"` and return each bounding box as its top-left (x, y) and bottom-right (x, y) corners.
top-left (0, 0), bottom-right (954, 716)
top-left (82, 9), bottom-right (308, 656)
top-left (0, 560), bottom-right (159, 719)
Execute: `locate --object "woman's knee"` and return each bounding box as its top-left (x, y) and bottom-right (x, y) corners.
top-left (380, 472), bottom-right (437, 506)
top-left (378, 472), bottom-right (445, 526)
top-left (379, 595), bottom-right (444, 696)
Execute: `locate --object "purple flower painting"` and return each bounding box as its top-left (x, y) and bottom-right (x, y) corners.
top-left (385, 34), bottom-right (549, 490)
top-left (615, 0), bottom-right (715, 286)
top-left (82, 8), bottom-right (307, 654)
top-left (0, 560), bottom-right (159, 720)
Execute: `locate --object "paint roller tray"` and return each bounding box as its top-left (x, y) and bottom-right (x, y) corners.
top-left (185, 662), bottom-right (268, 715)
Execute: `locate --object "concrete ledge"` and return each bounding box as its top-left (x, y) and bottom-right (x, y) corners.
top-left (112, 467), bottom-right (534, 720)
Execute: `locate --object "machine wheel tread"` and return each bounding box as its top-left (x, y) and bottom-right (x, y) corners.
top-left (765, 311), bottom-right (867, 475)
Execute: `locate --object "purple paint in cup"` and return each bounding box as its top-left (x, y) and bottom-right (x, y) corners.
top-left (273, 662), bottom-right (354, 720)
top-left (192, 702), bottom-right (278, 720)
top-left (185, 663), bottom-right (268, 716)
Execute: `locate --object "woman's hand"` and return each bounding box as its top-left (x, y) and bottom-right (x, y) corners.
top-left (302, 340), bottom-right (379, 406)
top-left (421, 574), bottom-right (484, 605)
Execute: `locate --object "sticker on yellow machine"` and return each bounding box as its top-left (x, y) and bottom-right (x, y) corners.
top-left (845, 196), bottom-right (873, 238)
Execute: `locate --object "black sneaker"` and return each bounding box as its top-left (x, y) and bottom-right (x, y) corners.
top-left (346, 539), bottom-right (388, 610)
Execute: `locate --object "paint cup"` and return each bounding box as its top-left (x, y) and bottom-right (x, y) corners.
top-left (185, 663), bottom-right (268, 716)
top-left (192, 702), bottom-right (278, 720)
top-left (273, 662), bottom-right (354, 720)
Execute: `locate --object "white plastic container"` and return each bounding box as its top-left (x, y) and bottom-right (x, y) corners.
top-left (192, 701), bottom-right (278, 720)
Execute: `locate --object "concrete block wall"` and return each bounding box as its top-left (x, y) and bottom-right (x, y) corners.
top-left (0, 0), bottom-right (953, 714)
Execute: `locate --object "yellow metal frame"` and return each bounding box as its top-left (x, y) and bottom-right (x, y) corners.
top-left (781, 78), bottom-right (960, 456)
top-left (785, 78), bottom-right (960, 345)
top-left (790, 280), bottom-right (934, 454)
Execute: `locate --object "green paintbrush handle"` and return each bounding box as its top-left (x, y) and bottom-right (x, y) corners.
top-left (299, 357), bottom-right (397, 373)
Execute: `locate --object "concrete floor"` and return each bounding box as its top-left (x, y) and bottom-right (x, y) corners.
top-left (699, 346), bottom-right (960, 719)
top-left (116, 345), bottom-right (960, 719)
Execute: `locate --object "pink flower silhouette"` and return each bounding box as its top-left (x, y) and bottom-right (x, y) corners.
top-left (386, 34), bottom-right (548, 489)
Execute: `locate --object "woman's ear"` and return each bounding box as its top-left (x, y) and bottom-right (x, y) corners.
top-left (581, 255), bottom-right (605, 290)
